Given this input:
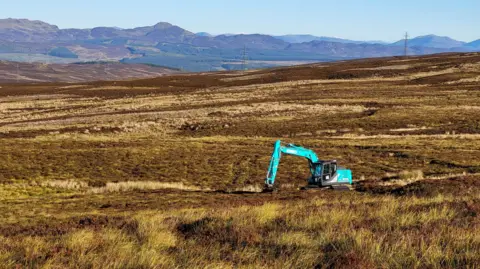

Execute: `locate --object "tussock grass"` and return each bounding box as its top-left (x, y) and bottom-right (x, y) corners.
top-left (349, 64), bottom-right (413, 71)
top-left (2, 192), bottom-right (477, 268)
top-left (399, 169), bottom-right (424, 181)
top-left (381, 169), bottom-right (425, 186)
top-left (252, 203), bottom-right (280, 224)
top-left (278, 231), bottom-right (314, 247)
top-left (89, 181), bottom-right (209, 193)
top-left (231, 184), bottom-right (263, 193)
top-left (1, 53), bottom-right (480, 268)
top-left (41, 179), bottom-right (88, 190)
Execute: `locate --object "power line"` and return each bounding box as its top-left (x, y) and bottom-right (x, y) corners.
top-left (242, 45), bottom-right (248, 71)
top-left (404, 32), bottom-right (409, 57)
top-left (11, 21), bottom-right (19, 83)
top-left (28, 47), bottom-right (32, 63)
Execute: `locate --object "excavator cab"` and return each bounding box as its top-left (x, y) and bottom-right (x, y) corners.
top-left (309, 160), bottom-right (336, 185)
top-left (309, 160), bottom-right (351, 187)
top-left (322, 161), bottom-right (337, 182)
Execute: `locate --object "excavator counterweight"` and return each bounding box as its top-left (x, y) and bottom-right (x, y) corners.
top-left (264, 140), bottom-right (352, 191)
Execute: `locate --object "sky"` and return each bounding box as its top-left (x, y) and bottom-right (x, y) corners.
top-left (1, 0), bottom-right (479, 42)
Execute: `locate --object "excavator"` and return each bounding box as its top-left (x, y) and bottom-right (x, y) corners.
top-left (264, 140), bottom-right (352, 191)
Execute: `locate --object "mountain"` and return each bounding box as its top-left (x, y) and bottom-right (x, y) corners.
top-left (391, 35), bottom-right (466, 49)
top-left (0, 18), bottom-right (59, 42)
top-left (0, 19), bottom-right (195, 43)
top-left (207, 34), bottom-right (287, 49)
top-left (285, 40), bottom-right (445, 58)
top-left (0, 18), bottom-right (478, 72)
top-left (467, 39), bottom-right (480, 48)
top-left (196, 32), bottom-right (214, 37)
top-left (275, 35), bottom-right (387, 44)
top-left (145, 22), bottom-right (195, 43)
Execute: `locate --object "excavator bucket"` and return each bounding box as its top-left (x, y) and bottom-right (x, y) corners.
top-left (262, 183), bottom-right (277, 193)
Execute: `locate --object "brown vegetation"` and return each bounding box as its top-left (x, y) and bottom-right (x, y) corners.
top-left (0, 61), bottom-right (178, 83)
top-left (0, 53), bottom-right (479, 268)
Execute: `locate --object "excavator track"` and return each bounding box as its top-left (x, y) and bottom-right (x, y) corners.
top-left (331, 185), bottom-right (353, 191)
top-left (300, 185), bottom-right (353, 191)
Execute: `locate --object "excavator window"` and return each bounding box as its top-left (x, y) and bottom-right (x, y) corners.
top-left (322, 162), bottom-right (337, 181)
top-left (323, 163), bottom-right (331, 181)
top-left (324, 163), bottom-right (331, 175)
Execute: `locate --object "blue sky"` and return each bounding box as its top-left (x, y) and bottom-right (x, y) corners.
top-left (2, 0), bottom-right (479, 42)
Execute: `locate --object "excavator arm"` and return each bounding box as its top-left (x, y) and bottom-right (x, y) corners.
top-left (265, 140), bottom-right (320, 189)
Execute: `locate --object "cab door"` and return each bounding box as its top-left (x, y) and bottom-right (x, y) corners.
top-left (322, 163), bottom-right (332, 182)
top-left (322, 162), bottom-right (337, 183)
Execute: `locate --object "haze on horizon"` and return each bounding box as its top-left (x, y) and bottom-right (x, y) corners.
top-left (2, 0), bottom-right (480, 42)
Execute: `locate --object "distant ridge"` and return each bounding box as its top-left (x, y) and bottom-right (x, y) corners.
top-left (196, 32), bottom-right (214, 37)
top-left (0, 18), bottom-right (478, 71)
top-left (467, 39), bottom-right (480, 48)
top-left (391, 34), bottom-right (466, 49)
top-left (275, 35), bottom-right (388, 45)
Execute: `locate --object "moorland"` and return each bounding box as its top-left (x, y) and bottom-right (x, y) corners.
top-left (0, 52), bottom-right (479, 268)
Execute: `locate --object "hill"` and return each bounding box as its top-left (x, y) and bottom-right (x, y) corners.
top-left (196, 32), bottom-right (214, 37)
top-left (467, 39), bottom-right (480, 48)
top-left (0, 61), bottom-right (178, 83)
top-left (0, 52), bottom-right (479, 268)
top-left (391, 34), bottom-right (466, 49)
top-left (285, 40), bottom-right (446, 57)
top-left (0, 18), bottom-right (59, 41)
top-left (275, 34), bottom-right (387, 44)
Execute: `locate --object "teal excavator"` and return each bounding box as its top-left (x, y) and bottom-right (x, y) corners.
top-left (264, 140), bottom-right (352, 191)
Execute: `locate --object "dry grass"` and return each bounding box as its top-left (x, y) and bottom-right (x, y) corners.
top-left (0, 190), bottom-right (477, 268)
top-left (0, 53), bottom-right (479, 268)
top-left (40, 180), bottom-right (89, 190)
top-left (399, 169), bottom-right (424, 181)
top-left (447, 75), bottom-right (480, 84)
top-left (89, 181), bottom-right (209, 193)
top-left (349, 64), bottom-right (413, 70)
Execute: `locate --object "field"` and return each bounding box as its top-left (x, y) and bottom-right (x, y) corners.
top-left (0, 53), bottom-right (479, 268)
top-left (0, 61), bottom-right (177, 83)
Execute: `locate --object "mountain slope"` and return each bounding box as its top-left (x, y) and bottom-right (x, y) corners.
top-left (467, 39), bottom-right (480, 48)
top-left (285, 40), bottom-right (445, 57)
top-left (196, 32), bottom-right (214, 37)
top-left (0, 19), bottom-right (195, 43)
top-left (275, 35), bottom-right (387, 44)
top-left (391, 35), bottom-right (465, 49)
top-left (0, 18), bottom-right (59, 42)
